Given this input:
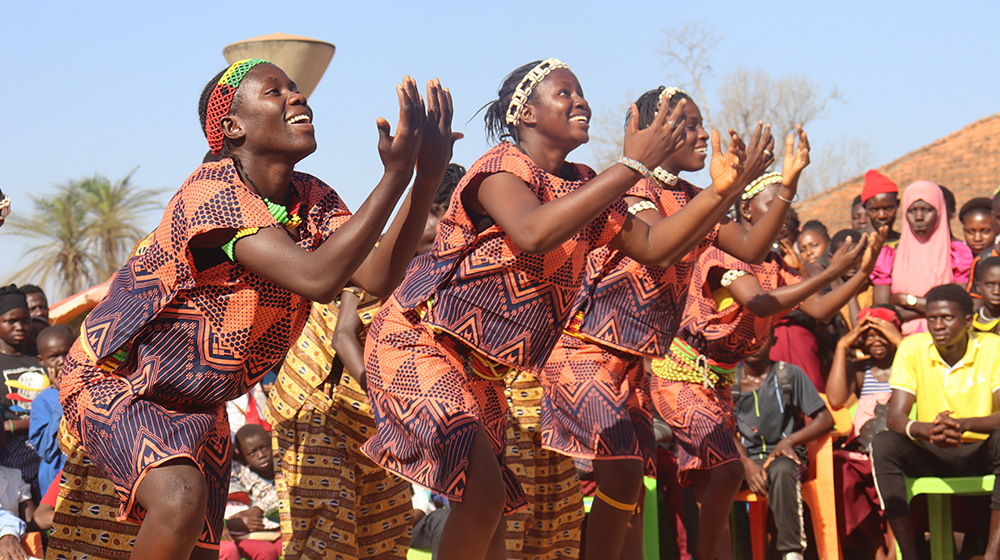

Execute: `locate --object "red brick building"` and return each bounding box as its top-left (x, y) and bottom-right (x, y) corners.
top-left (795, 113), bottom-right (1000, 238)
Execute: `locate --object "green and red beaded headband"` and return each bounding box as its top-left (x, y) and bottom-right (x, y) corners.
top-left (205, 58), bottom-right (272, 155)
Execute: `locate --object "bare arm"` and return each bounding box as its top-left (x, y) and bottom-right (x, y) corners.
top-left (725, 236), bottom-right (866, 318)
top-left (826, 321), bottom-right (867, 407)
top-left (330, 289), bottom-right (368, 391)
top-left (466, 100), bottom-right (689, 255)
top-left (233, 78), bottom-right (426, 303)
top-left (352, 80), bottom-right (461, 296)
top-left (610, 125), bottom-right (774, 267)
top-left (716, 126), bottom-right (811, 263)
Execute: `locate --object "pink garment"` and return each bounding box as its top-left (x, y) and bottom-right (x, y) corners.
top-left (219, 537), bottom-right (282, 560)
top-left (848, 391), bottom-right (892, 445)
top-left (869, 181), bottom-right (973, 334)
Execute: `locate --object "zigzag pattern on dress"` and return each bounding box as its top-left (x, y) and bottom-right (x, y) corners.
top-left (59, 159), bottom-right (353, 546)
top-left (677, 247), bottom-right (802, 361)
top-left (393, 142), bottom-right (628, 373)
top-left (361, 302), bottom-right (527, 513)
top-left (539, 334), bottom-right (657, 477)
top-left (651, 376), bottom-right (739, 487)
top-left (575, 178), bottom-right (720, 357)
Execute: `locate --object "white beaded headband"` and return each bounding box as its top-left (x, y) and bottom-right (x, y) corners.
top-left (504, 58), bottom-right (571, 127)
top-left (653, 86), bottom-right (686, 118)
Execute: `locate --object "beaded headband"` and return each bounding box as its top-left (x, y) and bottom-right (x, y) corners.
top-left (205, 58), bottom-right (272, 155)
top-left (742, 172), bottom-right (784, 201)
top-left (653, 86), bottom-right (686, 118)
top-left (504, 58), bottom-right (571, 127)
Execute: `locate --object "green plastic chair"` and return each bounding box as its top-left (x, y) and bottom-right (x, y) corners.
top-left (407, 546), bottom-right (432, 560)
top-left (896, 474), bottom-right (996, 560)
top-left (582, 476), bottom-right (659, 560)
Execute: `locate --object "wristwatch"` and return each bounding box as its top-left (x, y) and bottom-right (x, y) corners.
top-left (905, 293), bottom-right (918, 307)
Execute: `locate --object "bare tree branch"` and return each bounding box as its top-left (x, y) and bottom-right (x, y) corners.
top-left (659, 21), bottom-right (721, 130)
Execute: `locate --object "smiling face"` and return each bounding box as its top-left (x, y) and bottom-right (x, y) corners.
top-left (223, 63), bottom-right (316, 163)
top-left (976, 265), bottom-right (1000, 314)
top-left (660, 101), bottom-right (709, 174)
top-left (926, 299), bottom-right (972, 351)
top-left (865, 193), bottom-right (898, 231)
top-left (519, 68), bottom-right (591, 152)
top-left (796, 230), bottom-right (829, 265)
top-left (963, 211), bottom-right (996, 255)
top-left (863, 327), bottom-right (892, 360)
top-left (906, 199), bottom-right (938, 238)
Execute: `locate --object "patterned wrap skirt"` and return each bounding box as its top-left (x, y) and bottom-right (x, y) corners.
top-left (361, 300), bottom-right (527, 514)
top-left (505, 370), bottom-right (584, 559)
top-left (540, 333), bottom-right (656, 477)
top-left (268, 301), bottom-right (412, 560)
top-left (650, 373), bottom-right (739, 487)
top-left (46, 421), bottom-right (140, 560)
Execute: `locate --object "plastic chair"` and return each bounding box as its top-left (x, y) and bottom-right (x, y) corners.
top-left (731, 394), bottom-right (851, 560)
top-left (893, 474), bottom-right (996, 560)
top-left (581, 476), bottom-right (659, 560)
top-left (407, 547), bottom-right (433, 560)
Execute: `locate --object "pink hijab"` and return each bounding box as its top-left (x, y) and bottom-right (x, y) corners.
top-left (891, 181), bottom-right (951, 333)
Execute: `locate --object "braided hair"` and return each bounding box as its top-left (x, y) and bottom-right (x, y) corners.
top-left (629, 87), bottom-right (693, 131)
top-left (482, 61), bottom-right (543, 145)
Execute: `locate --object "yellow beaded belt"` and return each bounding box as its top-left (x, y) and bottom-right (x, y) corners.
top-left (416, 298), bottom-right (510, 382)
top-left (98, 341), bottom-right (132, 374)
top-left (562, 311), bottom-right (587, 341)
top-left (650, 338), bottom-right (736, 388)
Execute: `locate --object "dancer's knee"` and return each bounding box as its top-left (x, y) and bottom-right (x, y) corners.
top-left (594, 458), bottom-right (645, 500)
top-left (137, 460), bottom-right (209, 537)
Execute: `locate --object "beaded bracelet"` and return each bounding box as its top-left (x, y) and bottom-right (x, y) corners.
top-left (617, 156), bottom-right (652, 178)
top-left (720, 269), bottom-right (748, 288)
top-left (627, 200), bottom-right (657, 215)
top-left (652, 167), bottom-right (679, 187)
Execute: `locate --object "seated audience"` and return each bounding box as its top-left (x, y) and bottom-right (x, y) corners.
top-left (872, 284), bottom-right (1000, 560)
top-left (734, 331), bottom-right (835, 560)
top-left (220, 424), bottom-right (281, 560)
top-left (0, 465), bottom-right (38, 560)
top-left (873, 181), bottom-right (973, 334)
top-left (827, 306), bottom-right (902, 559)
top-left (830, 229), bottom-right (874, 328)
top-left (962, 198), bottom-right (997, 258)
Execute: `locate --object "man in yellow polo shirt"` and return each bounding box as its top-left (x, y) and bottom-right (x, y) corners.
top-left (872, 284), bottom-right (1000, 560)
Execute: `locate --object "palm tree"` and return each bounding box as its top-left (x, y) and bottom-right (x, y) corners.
top-left (79, 169), bottom-right (167, 280)
top-left (6, 171), bottom-right (166, 299)
top-left (7, 184), bottom-right (95, 298)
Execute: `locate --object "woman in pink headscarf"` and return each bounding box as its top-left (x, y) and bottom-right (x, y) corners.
top-left (872, 181), bottom-right (973, 334)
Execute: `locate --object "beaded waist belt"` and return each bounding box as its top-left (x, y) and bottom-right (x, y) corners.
top-left (99, 341), bottom-right (132, 374)
top-left (650, 338), bottom-right (737, 388)
top-left (562, 311), bottom-right (587, 341)
top-left (416, 297), bottom-right (510, 382)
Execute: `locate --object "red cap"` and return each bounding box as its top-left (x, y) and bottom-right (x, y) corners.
top-left (858, 307), bottom-right (901, 330)
top-left (861, 170), bottom-right (898, 203)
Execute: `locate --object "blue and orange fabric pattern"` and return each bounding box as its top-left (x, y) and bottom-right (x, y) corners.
top-left (59, 158), bottom-right (352, 547)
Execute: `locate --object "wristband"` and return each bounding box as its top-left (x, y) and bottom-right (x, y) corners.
top-left (617, 156), bottom-right (653, 179)
top-left (905, 419), bottom-right (918, 441)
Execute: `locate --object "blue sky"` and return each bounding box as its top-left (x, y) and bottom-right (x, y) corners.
top-left (2, 0), bottom-right (999, 298)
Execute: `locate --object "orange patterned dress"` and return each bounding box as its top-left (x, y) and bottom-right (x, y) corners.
top-left (541, 178), bottom-right (719, 476)
top-left (361, 142), bottom-right (627, 513)
top-left (59, 159), bottom-right (352, 548)
top-left (651, 248), bottom-right (802, 485)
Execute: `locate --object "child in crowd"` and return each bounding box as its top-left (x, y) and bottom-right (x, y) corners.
top-left (0, 286), bottom-right (44, 501)
top-left (734, 331), bottom-right (834, 560)
top-left (961, 198), bottom-right (997, 258)
top-left (220, 424), bottom-right (282, 560)
top-left (28, 325), bottom-right (74, 499)
top-left (827, 306), bottom-right (901, 559)
top-left (974, 257), bottom-right (1000, 333)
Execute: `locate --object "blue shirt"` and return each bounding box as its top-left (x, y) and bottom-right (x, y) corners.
top-left (28, 387), bottom-right (63, 497)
